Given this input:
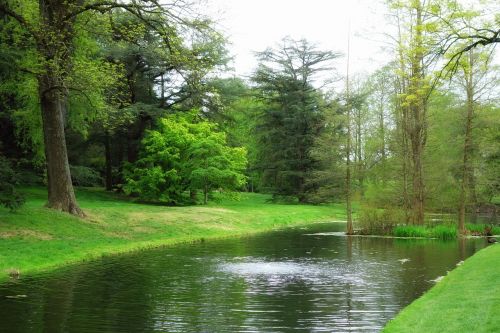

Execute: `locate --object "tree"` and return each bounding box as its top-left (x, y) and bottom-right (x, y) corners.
top-left (388, 0), bottom-right (443, 224)
top-left (253, 38), bottom-right (338, 202)
top-left (436, 0), bottom-right (499, 73)
top-left (187, 123), bottom-right (247, 204)
top-left (124, 113), bottom-right (247, 204)
top-left (0, 0), bottom-right (221, 215)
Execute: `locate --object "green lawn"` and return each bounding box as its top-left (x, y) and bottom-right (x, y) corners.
top-left (0, 187), bottom-right (345, 282)
top-left (383, 243), bottom-right (500, 333)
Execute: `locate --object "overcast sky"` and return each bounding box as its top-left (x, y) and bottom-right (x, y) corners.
top-left (205, 0), bottom-right (393, 79)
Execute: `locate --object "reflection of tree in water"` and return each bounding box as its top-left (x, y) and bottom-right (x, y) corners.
top-left (0, 256), bottom-right (154, 332)
top-left (0, 225), bottom-right (488, 332)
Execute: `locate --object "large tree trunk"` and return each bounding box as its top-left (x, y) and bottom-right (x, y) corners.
top-left (39, 79), bottom-right (83, 216)
top-left (37, 0), bottom-right (83, 216)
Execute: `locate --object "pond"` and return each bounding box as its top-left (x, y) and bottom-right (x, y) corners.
top-left (0, 222), bottom-right (487, 332)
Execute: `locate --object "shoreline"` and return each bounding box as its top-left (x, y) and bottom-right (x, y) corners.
top-left (0, 187), bottom-right (344, 283)
top-left (383, 243), bottom-right (499, 332)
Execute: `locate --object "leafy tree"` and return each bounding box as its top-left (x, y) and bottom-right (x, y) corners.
top-left (187, 122), bottom-right (247, 204)
top-left (0, 0), bottom-right (224, 215)
top-left (124, 113), bottom-right (247, 204)
top-left (202, 78), bottom-right (264, 192)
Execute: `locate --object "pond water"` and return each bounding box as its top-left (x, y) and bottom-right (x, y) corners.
top-left (0, 222), bottom-right (488, 332)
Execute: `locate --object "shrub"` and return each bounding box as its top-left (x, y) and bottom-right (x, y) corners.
top-left (0, 156), bottom-right (25, 211)
top-left (124, 113), bottom-right (247, 204)
top-left (70, 165), bottom-right (102, 187)
top-left (357, 207), bottom-right (405, 235)
top-left (466, 223), bottom-right (500, 235)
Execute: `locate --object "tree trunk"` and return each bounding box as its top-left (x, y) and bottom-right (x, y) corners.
top-left (458, 50), bottom-right (475, 234)
top-left (379, 96), bottom-right (386, 163)
top-left (203, 184), bottom-right (208, 205)
top-left (105, 131), bottom-right (113, 191)
top-left (37, 0), bottom-right (83, 216)
top-left (345, 25), bottom-right (353, 235)
top-left (190, 189), bottom-right (197, 201)
top-left (408, 1), bottom-right (426, 225)
top-left (411, 142), bottom-right (425, 225)
top-left (395, 11), bottom-right (411, 224)
top-left (39, 79), bottom-right (83, 216)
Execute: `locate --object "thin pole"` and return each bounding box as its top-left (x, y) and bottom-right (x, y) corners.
top-left (346, 19), bottom-right (353, 235)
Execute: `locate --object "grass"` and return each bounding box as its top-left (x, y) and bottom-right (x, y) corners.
top-left (0, 187), bottom-right (345, 282)
top-left (466, 223), bottom-right (500, 235)
top-left (392, 225), bottom-right (457, 240)
top-left (383, 243), bottom-right (500, 333)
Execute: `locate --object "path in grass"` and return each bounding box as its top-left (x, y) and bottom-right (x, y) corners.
top-left (383, 243), bottom-right (500, 333)
top-left (0, 187), bottom-right (345, 281)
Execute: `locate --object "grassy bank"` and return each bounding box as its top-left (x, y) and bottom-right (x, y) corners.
top-left (0, 187), bottom-right (344, 282)
top-left (383, 243), bottom-right (500, 333)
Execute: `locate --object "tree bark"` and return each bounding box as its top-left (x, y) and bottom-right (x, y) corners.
top-left (395, 10), bottom-right (411, 224)
top-left (458, 50), bottom-right (475, 234)
top-left (190, 189), bottom-right (197, 201)
top-left (39, 78), bottom-right (83, 216)
top-left (408, 1), bottom-right (426, 225)
top-left (105, 131), bottom-right (113, 191)
top-left (203, 184), bottom-right (208, 205)
top-left (345, 25), bottom-right (353, 235)
top-left (37, 0), bottom-right (83, 216)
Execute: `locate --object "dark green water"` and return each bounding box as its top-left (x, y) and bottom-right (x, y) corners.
top-left (0, 223), bottom-right (487, 332)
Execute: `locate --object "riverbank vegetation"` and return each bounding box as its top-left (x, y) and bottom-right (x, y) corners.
top-left (383, 244), bottom-right (500, 333)
top-left (1, 0), bottom-right (498, 235)
top-left (0, 0), bottom-right (499, 331)
top-left (0, 187), bottom-right (343, 281)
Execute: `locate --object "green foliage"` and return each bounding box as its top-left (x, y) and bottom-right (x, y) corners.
top-left (359, 206), bottom-right (457, 240)
top-left (466, 223), bottom-right (500, 235)
top-left (69, 165), bottom-right (102, 187)
top-left (393, 225), bottom-right (457, 240)
top-left (357, 207), bottom-right (405, 235)
top-left (124, 113), bottom-right (247, 203)
top-left (0, 157), bottom-right (25, 211)
top-left (253, 38), bottom-right (337, 202)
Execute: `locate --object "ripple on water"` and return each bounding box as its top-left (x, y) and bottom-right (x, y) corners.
top-left (217, 259), bottom-right (366, 286)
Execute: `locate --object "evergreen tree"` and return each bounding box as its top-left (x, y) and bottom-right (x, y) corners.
top-left (253, 38), bottom-right (338, 202)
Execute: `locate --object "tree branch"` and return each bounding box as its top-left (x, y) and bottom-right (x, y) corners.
top-left (0, 2), bottom-right (39, 41)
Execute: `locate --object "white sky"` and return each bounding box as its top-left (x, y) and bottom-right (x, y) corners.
top-left (205, 0), bottom-right (393, 79)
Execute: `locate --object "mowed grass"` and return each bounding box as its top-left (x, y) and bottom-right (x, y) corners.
top-left (383, 243), bottom-right (500, 333)
top-left (0, 187), bottom-right (345, 281)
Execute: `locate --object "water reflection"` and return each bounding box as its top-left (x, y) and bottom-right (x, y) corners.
top-left (0, 223), bottom-right (487, 332)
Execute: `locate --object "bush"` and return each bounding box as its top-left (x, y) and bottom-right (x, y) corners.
top-left (0, 157), bottom-right (25, 211)
top-left (357, 207), bottom-right (406, 235)
top-left (124, 114), bottom-right (247, 204)
top-left (466, 223), bottom-right (500, 236)
top-left (70, 165), bottom-right (102, 187)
